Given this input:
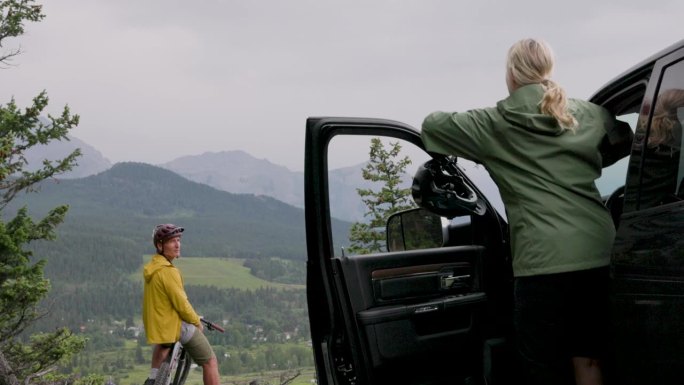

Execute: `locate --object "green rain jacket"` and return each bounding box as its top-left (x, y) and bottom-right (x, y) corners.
top-left (143, 254), bottom-right (201, 344)
top-left (422, 84), bottom-right (630, 277)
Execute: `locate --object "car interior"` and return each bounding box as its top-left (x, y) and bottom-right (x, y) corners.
top-left (328, 162), bottom-right (515, 384)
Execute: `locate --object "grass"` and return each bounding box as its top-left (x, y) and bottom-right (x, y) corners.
top-left (179, 368), bottom-right (317, 385)
top-left (132, 256), bottom-right (304, 290)
top-left (122, 366), bottom-right (317, 385)
top-left (87, 340), bottom-right (152, 384)
top-left (94, 340), bottom-right (317, 385)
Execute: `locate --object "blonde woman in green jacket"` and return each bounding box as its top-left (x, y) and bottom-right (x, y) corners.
top-left (422, 39), bottom-right (631, 385)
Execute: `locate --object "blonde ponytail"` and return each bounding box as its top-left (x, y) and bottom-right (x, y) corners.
top-left (540, 79), bottom-right (577, 132)
top-left (507, 39), bottom-right (578, 132)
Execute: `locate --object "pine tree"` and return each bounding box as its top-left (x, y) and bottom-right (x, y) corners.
top-left (0, 1), bottom-right (87, 384)
top-left (347, 138), bottom-right (416, 254)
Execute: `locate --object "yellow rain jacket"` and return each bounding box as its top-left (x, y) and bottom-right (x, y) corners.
top-left (143, 254), bottom-right (201, 344)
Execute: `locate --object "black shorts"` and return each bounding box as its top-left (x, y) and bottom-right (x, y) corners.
top-left (514, 267), bottom-right (611, 383)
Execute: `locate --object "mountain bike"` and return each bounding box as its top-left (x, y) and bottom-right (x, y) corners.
top-left (154, 318), bottom-right (225, 385)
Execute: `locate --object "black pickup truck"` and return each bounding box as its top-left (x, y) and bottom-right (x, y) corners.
top-left (304, 39), bottom-right (684, 385)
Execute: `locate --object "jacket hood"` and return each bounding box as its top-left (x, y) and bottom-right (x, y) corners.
top-left (144, 254), bottom-right (172, 283)
top-left (496, 84), bottom-right (565, 136)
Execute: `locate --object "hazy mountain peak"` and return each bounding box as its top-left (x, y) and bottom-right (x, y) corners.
top-left (161, 152), bottom-right (380, 222)
top-left (162, 150), bottom-right (293, 173)
top-left (20, 131), bottom-right (373, 221)
top-left (160, 150), bottom-right (304, 207)
top-left (23, 134), bottom-right (112, 179)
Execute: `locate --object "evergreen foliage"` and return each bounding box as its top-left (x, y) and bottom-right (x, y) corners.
top-left (0, 1), bottom-right (87, 383)
top-left (347, 138), bottom-right (416, 254)
top-left (0, 0), bottom-right (43, 65)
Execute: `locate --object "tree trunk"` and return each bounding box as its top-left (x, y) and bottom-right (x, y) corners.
top-left (0, 350), bottom-right (20, 385)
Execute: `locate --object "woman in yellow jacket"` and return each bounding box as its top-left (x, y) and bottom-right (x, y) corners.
top-left (142, 224), bottom-right (219, 385)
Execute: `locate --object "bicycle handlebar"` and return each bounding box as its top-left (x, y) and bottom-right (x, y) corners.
top-left (200, 318), bottom-right (225, 333)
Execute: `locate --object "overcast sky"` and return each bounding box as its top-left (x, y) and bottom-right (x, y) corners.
top-left (2, 0), bottom-right (682, 171)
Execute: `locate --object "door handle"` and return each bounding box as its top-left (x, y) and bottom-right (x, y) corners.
top-left (414, 305), bottom-right (440, 314)
top-left (441, 274), bottom-right (471, 290)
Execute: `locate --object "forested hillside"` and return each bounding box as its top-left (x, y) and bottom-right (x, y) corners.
top-left (11, 161), bottom-right (346, 259)
top-left (3, 162), bottom-right (350, 348)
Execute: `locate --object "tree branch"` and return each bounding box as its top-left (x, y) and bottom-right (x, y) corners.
top-left (0, 46), bottom-right (20, 67)
top-left (23, 365), bottom-right (57, 385)
top-left (279, 370), bottom-right (301, 385)
top-left (0, 350), bottom-right (20, 385)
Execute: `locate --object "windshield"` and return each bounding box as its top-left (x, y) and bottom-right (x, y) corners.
top-left (595, 113), bottom-right (637, 197)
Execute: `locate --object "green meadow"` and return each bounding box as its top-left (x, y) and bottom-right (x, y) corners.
top-left (134, 256), bottom-right (304, 290)
top-left (101, 340), bottom-right (316, 385)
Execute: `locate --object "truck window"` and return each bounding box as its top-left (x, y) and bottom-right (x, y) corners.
top-left (637, 59), bottom-right (684, 210)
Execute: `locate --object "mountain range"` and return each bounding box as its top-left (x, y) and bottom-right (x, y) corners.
top-left (11, 161), bottom-right (352, 263)
top-left (27, 137), bottom-right (376, 222)
top-left (7, 128), bottom-right (416, 343)
top-left (162, 151), bottom-right (385, 222)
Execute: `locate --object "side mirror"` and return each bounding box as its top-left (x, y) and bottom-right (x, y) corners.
top-left (386, 208), bottom-right (446, 252)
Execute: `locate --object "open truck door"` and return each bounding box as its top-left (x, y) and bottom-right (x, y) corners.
top-left (304, 118), bottom-right (513, 385)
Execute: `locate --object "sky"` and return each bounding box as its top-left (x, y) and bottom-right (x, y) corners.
top-left (1, 0), bottom-right (682, 171)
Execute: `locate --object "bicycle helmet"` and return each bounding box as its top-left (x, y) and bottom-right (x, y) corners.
top-left (153, 223), bottom-right (184, 250)
top-left (412, 158), bottom-right (480, 218)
